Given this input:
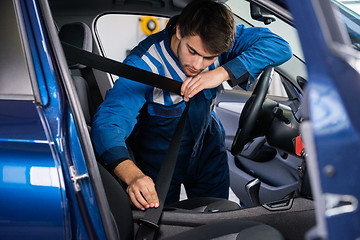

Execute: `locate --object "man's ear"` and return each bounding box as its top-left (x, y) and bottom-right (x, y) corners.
top-left (176, 25), bottom-right (182, 40)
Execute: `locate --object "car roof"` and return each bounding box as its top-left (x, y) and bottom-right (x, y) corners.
top-left (49, 0), bottom-right (216, 17)
top-left (48, 0), bottom-right (294, 27)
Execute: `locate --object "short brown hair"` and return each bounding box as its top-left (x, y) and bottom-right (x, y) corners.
top-left (177, 0), bottom-right (235, 54)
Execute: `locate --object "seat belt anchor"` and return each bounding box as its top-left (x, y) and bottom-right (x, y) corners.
top-left (136, 219), bottom-right (160, 240)
top-left (138, 218), bottom-right (160, 230)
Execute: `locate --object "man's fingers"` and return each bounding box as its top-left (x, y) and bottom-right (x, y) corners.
top-left (187, 84), bottom-right (203, 100)
top-left (147, 185), bottom-right (159, 208)
top-left (128, 190), bottom-right (146, 210)
top-left (141, 186), bottom-right (156, 207)
top-left (181, 77), bottom-right (192, 95)
top-left (182, 76), bottom-right (200, 101)
top-left (182, 76), bottom-right (200, 95)
top-left (142, 176), bottom-right (159, 208)
top-left (184, 79), bottom-right (203, 101)
top-left (134, 190), bottom-right (150, 208)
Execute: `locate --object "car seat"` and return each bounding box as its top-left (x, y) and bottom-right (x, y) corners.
top-left (98, 162), bottom-right (284, 239)
top-left (59, 22), bottom-right (102, 125)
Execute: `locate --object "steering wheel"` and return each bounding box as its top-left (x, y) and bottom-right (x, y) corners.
top-left (231, 66), bottom-right (274, 155)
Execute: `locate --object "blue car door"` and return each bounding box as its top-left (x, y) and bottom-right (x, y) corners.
top-left (13, 0), bottom-right (113, 238)
top-left (287, 0), bottom-right (360, 239)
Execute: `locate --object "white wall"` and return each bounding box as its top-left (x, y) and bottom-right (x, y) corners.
top-left (95, 14), bottom-right (168, 62)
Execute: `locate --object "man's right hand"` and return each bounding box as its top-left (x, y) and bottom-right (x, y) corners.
top-left (114, 160), bottom-right (159, 211)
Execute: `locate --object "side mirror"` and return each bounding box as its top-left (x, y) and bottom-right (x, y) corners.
top-left (296, 76), bottom-right (308, 90)
top-left (250, 3), bottom-right (276, 25)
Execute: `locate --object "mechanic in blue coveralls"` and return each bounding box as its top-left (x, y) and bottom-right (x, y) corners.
top-left (91, 0), bottom-right (292, 211)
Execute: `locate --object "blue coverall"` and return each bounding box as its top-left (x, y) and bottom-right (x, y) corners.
top-left (91, 17), bottom-right (292, 204)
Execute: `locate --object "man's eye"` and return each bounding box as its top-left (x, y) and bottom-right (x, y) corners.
top-left (204, 56), bottom-right (216, 60)
top-left (189, 49), bottom-right (196, 55)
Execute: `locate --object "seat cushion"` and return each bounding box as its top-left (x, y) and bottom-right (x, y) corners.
top-left (168, 197), bottom-right (241, 212)
top-left (164, 219), bottom-right (284, 240)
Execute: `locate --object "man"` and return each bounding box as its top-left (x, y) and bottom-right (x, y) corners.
top-left (91, 0), bottom-right (292, 211)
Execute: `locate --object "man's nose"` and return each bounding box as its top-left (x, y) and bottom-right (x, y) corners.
top-left (192, 56), bottom-right (203, 70)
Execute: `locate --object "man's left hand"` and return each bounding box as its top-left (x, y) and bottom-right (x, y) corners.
top-left (181, 66), bottom-right (230, 102)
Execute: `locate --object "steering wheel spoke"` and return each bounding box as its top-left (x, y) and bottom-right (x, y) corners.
top-left (231, 66), bottom-right (274, 155)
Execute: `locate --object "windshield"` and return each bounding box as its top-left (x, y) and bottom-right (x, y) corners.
top-left (227, 0), bottom-right (306, 85)
top-left (333, 0), bottom-right (360, 51)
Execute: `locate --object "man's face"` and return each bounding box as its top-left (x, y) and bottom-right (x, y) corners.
top-left (176, 28), bottom-right (219, 77)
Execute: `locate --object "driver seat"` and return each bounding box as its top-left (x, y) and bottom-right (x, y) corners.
top-left (98, 162), bottom-right (284, 239)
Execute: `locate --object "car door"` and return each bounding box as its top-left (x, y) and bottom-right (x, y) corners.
top-left (287, 0), bottom-right (360, 239)
top-left (0, 0), bottom-right (67, 238)
top-left (12, 0), bottom-right (116, 238)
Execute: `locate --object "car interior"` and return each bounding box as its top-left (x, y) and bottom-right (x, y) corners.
top-left (46, 0), bottom-right (317, 239)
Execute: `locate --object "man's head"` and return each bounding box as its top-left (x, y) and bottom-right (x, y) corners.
top-left (173, 0), bottom-right (235, 76)
top-left (177, 0), bottom-right (235, 55)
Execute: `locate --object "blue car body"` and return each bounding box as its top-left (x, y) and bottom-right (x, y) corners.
top-left (1, 0), bottom-right (105, 238)
top-left (0, 0), bottom-right (359, 239)
top-left (288, 0), bottom-right (360, 239)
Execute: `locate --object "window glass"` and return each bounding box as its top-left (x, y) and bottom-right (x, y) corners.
top-left (95, 14), bottom-right (168, 82)
top-left (0, 0), bottom-right (33, 100)
top-left (332, 0), bottom-right (360, 51)
top-left (95, 14), bottom-right (168, 62)
top-left (227, 0), bottom-right (307, 98)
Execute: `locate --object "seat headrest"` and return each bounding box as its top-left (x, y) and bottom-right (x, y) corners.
top-left (59, 22), bottom-right (92, 69)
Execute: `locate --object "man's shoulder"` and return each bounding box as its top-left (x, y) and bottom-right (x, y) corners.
top-left (235, 24), bottom-right (274, 38)
top-left (125, 29), bottom-right (172, 74)
top-left (130, 30), bottom-right (167, 58)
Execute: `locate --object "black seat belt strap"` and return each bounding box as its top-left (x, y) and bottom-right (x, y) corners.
top-left (62, 43), bottom-right (189, 240)
top-left (136, 101), bottom-right (190, 240)
top-left (62, 42), bottom-right (182, 95)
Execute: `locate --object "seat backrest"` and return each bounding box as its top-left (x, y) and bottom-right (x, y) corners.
top-left (97, 162), bottom-right (134, 240)
top-left (59, 22), bottom-right (94, 125)
top-left (59, 23), bottom-right (134, 238)
top-left (59, 22), bottom-right (92, 69)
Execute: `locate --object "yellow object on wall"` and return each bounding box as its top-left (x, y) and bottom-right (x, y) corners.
top-left (139, 16), bottom-right (159, 35)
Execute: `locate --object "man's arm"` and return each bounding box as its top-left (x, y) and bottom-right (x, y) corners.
top-left (91, 56), bottom-right (159, 210)
top-left (181, 25), bottom-right (292, 98)
top-left (222, 25), bottom-right (292, 89)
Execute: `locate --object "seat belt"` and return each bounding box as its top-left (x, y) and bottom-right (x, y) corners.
top-left (62, 42), bottom-right (182, 95)
top-left (62, 42), bottom-right (189, 240)
top-left (136, 101), bottom-right (189, 240)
